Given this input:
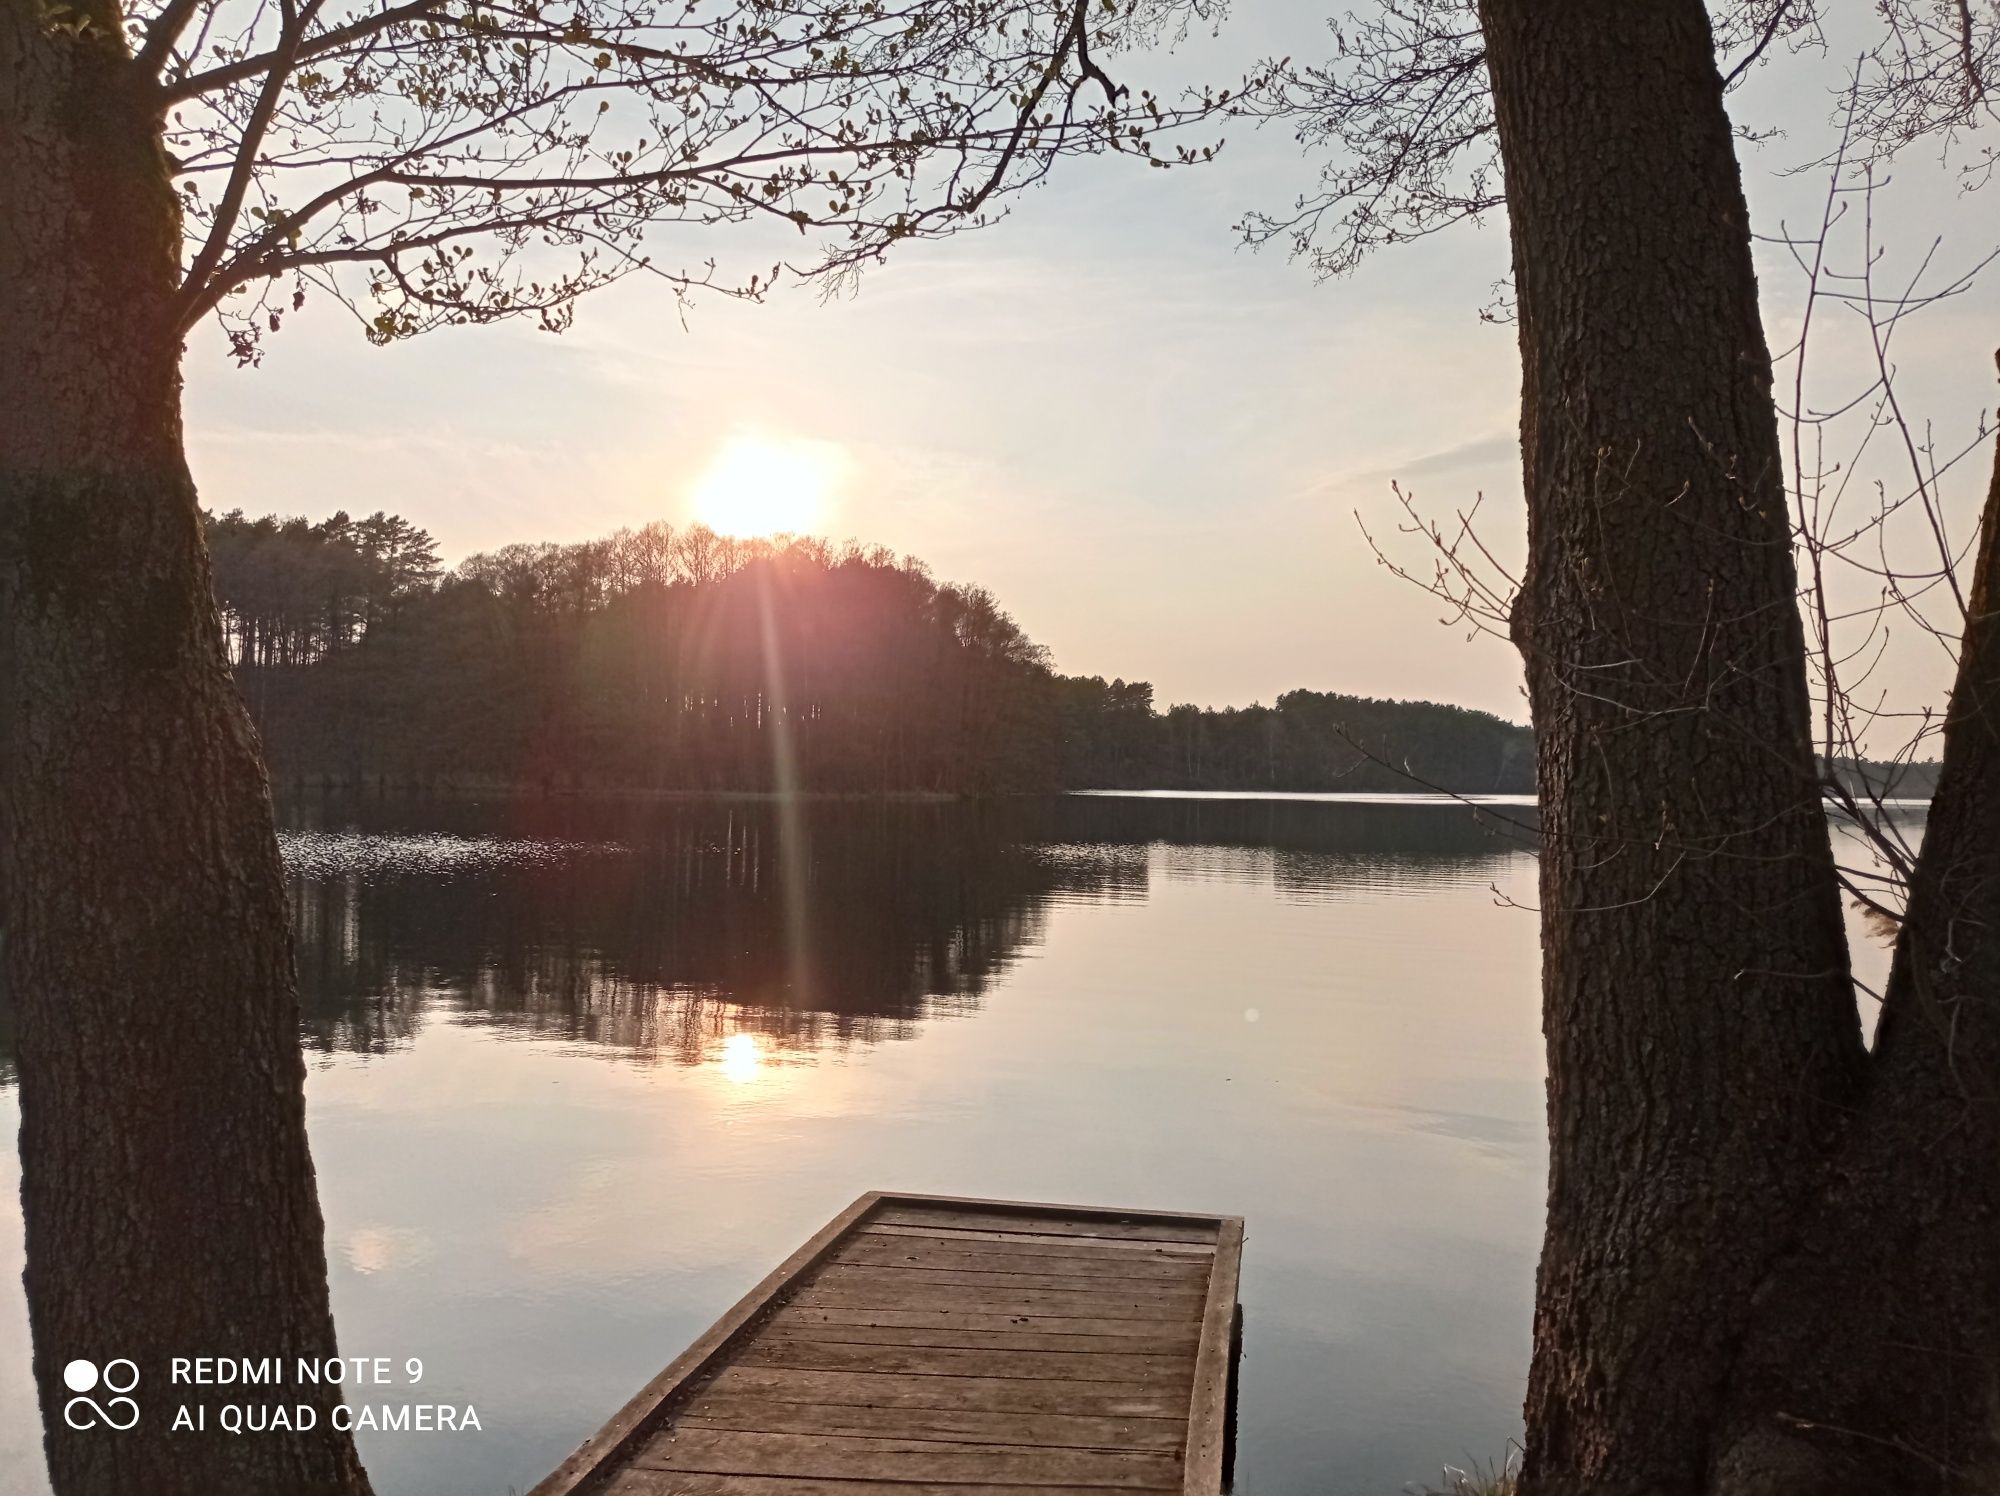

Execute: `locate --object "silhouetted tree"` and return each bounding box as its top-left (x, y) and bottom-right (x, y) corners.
top-left (222, 510), bottom-right (1547, 796)
top-left (207, 508), bottom-right (439, 667)
top-left (1248, 1), bottom-right (2000, 1490)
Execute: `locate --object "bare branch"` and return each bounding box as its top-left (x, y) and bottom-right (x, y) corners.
top-left (176, 0), bottom-right (328, 330)
top-left (148, 0), bottom-right (1244, 359)
top-left (136, 0), bottom-right (209, 77)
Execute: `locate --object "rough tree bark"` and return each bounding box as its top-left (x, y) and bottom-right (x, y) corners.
top-left (1714, 394), bottom-right (2000, 1495)
top-left (0, 2), bottom-right (373, 1491)
top-left (1475, 2), bottom-right (2000, 1492)
top-left (1475, 2), bottom-right (1870, 1492)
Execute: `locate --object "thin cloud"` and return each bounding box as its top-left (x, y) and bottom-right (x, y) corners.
top-left (1368, 433), bottom-right (1519, 483)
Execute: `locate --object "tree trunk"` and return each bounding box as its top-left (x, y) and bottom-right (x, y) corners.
top-left (1714, 402), bottom-right (2000, 1496)
top-left (0, 5), bottom-right (373, 1493)
top-left (1475, 3), bottom-right (1869, 1491)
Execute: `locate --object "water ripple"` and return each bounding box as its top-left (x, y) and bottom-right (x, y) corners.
top-left (277, 830), bottom-right (629, 881)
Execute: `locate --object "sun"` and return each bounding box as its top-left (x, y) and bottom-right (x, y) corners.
top-left (689, 432), bottom-right (841, 538)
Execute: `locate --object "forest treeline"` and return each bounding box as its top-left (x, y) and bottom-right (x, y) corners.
top-left (203, 505), bottom-right (1541, 796)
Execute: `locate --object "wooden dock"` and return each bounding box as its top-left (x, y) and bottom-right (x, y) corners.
top-left (530, 1190), bottom-right (1245, 1496)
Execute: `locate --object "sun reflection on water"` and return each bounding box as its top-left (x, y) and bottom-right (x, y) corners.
top-left (716, 1032), bottom-right (764, 1085)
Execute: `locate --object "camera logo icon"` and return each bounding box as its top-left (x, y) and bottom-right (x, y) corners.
top-left (62, 1358), bottom-right (140, 1431)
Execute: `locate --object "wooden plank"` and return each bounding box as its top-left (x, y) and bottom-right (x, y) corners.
top-left (801, 1266), bottom-right (1206, 1309)
top-left (605, 1475), bottom-right (1148, 1496)
top-left (810, 1262), bottom-right (1207, 1297)
top-left (700, 1366), bottom-right (1187, 1419)
top-left (526, 1192), bottom-right (886, 1496)
top-left (772, 1305), bottom-right (1201, 1339)
top-left (671, 1395), bottom-right (1187, 1450)
top-left (1180, 1216), bottom-right (1244, 1496)
top-left (853, 1225), bottom-right (1215, 1259)
top-left (627, 1427), bottom-right (1184, 1487)
top-left (769, 1306), bottom-right (1201, 1346)
top-left (762, 1324), bottom-right (1196, 1358)
top-left (734, 1339), bottom-right (1194, 1384)
top-left (790, 1283), bottom-right (1200, 1321)
top-left (879, 1191), bottom-right (1225, 1227)
top-left (832, 1240), bottom-right (1210, 1282)
top-left (871, 1204), bottom-right (1218, 1245)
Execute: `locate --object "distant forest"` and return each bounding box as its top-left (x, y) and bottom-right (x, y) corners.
top-left (197, 506), bottom-right (1525, 796)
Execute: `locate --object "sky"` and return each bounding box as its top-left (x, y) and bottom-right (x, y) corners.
top-left (182, 4), bottom-right (2000, 729)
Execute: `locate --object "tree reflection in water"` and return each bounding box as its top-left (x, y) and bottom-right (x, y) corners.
top-left (279, 792), bottom-right (1533, 1066)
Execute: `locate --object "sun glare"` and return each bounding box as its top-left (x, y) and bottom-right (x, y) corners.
top-left (717, 1031), bottom-right (765, 1085)
top-left (690, 433), bottom-right (840, 538)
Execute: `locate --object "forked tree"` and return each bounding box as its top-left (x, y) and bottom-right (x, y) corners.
top-left (0, 0), bottom-right (1237, 1488)
top-left (1247, 1), bottom-right (2000, 1491)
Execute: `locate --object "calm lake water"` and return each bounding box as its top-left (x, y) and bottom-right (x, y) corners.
top-left (0, 792), bottom-right (1911, 1495)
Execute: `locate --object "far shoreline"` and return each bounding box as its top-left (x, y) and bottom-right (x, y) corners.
top-left (266, 778), bottom-right (1932, 807)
